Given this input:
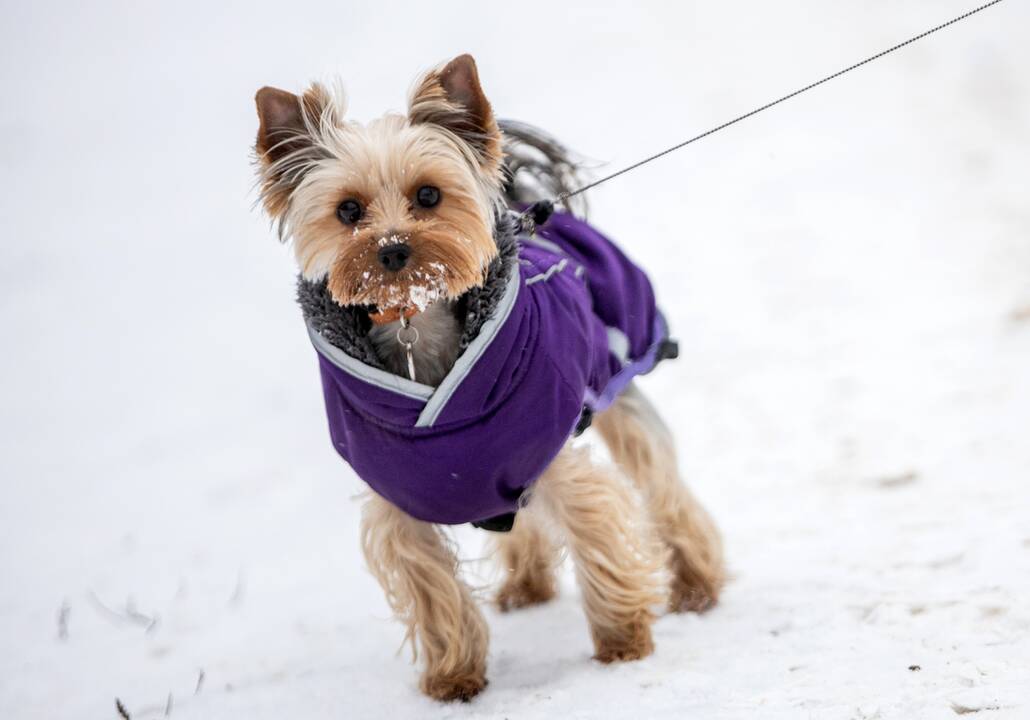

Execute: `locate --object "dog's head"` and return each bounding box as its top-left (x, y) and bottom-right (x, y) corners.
top-left (253, 55), bottom-right (504, 314)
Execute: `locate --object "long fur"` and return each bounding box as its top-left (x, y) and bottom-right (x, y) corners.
top-left (499, 118), bottom-right (589, 215)
top-left (531, 443), bottom-right (667, 662)
top-left (361, 493), bottom-right (489, 701)
top-left (593, 385), bottom-right (725, 611)
top-left (493, 508), bottom-right (561, 611)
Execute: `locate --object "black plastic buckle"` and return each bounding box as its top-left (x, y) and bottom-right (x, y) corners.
top-left (657, 338), bottom-right (680, 362)
top-left (574, 405), bottom-right (594, 436)
top-left (471, 512), bottom-right (517, 533)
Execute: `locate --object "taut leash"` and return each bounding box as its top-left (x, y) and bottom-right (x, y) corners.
top-left (519, 0), bottom-right (1005, 233)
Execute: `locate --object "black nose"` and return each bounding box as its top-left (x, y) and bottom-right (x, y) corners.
top-left (377, 243), bottom-right (411, 272)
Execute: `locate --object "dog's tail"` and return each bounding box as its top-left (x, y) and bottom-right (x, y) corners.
top-left (499, 119), bottom-right (589, 216)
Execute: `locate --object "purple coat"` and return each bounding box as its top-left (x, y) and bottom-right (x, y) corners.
top-left (308, 212), bottom-right (671, 524)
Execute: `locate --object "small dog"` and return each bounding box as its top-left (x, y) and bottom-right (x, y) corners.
top-left (252, 54), bottom-right (724, 702)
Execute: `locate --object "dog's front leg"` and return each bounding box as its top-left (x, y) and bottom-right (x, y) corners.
top-left (534, 446), bottom-right (666, 662)
top-left (360, 494), bottom-right (488, 701)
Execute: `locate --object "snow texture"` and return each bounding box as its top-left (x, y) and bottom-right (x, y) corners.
top-left (1, 1), bottom-right (1028, 718)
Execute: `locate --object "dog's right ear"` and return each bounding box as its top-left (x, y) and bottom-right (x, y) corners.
top-left (254, 84), bottom-right (334, 222)
top-left (255, 87), bottom-right (309, 164)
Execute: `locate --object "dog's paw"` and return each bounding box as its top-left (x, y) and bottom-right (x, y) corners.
top-left (669, 575), bottom-right (721, 614)
top-left (496, 577), bottom-right (556, 612)
top-left (422, 673), bottom-right (488, 703)
top-left (593, 623), bottom-right (654, 664)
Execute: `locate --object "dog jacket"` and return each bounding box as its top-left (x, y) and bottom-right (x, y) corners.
top-left (305, 211), bottom-right (674, 525)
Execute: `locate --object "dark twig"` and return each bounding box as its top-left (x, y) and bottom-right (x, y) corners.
top-left (229, 570), bottom-right (246, 608)
top-left (57, 600), bottom-right (70, 641)
top-left (194, 669), bottom-right (205, 696)
top-left (126, 596), bottom-right (160, 634)
top-left (89, 591), bottom-right (128, 625)
top-left (115, 698), bottom-right (131, 719)
top-left (88, 591), bottom-right (159, 633)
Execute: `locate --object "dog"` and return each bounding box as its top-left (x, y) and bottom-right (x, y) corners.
top-left (252, 54), bottom-right (724, 702)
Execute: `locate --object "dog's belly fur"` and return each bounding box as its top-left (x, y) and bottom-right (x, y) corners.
top-left (368, 301), bottom-right (462, 387)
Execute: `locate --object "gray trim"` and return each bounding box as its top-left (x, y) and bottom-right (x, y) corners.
top-left (521, 234), bottom-right (565, 256)
top-left (308, 325), bottom-right (434, 401)
top-left (525, 258), bottom-right (568, 286)
top-left (606, 326), bottom-right (630, 365)
top-left (415, 263), bottom-right (522, 428)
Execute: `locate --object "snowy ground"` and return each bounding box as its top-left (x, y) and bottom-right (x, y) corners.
top-left (2, 1), bottom-right (1028, 718)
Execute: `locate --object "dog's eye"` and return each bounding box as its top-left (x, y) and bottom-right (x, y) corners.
top-left (336, 199), bottom-right (363, 225)
top-left (415, 185), bottom-right (441, 209)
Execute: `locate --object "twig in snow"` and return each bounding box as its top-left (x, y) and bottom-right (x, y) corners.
top-left (126, 596), bottom-right (160, 633)
top-left (57, 600), bottom-right (70, 641)
top-left (88, 591), bottom-right (159, 633)
top-left (194, 669), bottom-right (205, 695)
top-left (229, 570), bottom-right (246, 608)
top-left (89, 591), bottom-right (127, 625)
top-left (927, 553), bottom-right (964, 570)
top-left (115, 698), bottom-right (131, 719)
top-left (951, 701), bottom-right (1000, 714)
top-left (877, 470), bottom-right (919, 488)
top-left (164, 693), bottom-right (173, 716)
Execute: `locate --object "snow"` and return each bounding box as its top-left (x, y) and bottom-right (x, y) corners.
top-left (2, 1), bottom-right (1028, 718)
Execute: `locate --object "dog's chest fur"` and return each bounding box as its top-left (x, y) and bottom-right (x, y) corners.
top-left (368, 302), bottom-right (462, 387)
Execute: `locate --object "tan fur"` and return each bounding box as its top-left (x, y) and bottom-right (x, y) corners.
top-left (493, 509), bottom-right (560, 611)
top-left (360, 494), bottom-right (489, 701)
top-left (280, 114), bottom-right (502, 312)
top-left (593, 384), bottom-right (725, 612)
top-left (254, 83), bottom-right (336, 220)
top-left (532, 445), bottom-right (667, 662)
top-left (408, 54), bottom-right (504, 171)
top-left (252, 58), bottom-right (505, 316)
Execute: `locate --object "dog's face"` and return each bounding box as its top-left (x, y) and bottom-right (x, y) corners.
top-left (253, 55), bottom-right (504, 313)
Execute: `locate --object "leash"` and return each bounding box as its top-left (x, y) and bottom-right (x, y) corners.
top-left (519, 0), bottom-right (1005, 232)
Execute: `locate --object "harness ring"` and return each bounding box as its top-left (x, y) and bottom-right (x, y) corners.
top-left (396, 324), bottom-right (419, 346)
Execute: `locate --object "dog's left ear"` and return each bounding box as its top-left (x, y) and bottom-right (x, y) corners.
top-left (408, 54), bottom-right (502, 171)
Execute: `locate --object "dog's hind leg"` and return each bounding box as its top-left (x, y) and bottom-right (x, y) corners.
top-left (593, 383), bottom-right (725, 613)
top-left (534, 446), bottom-right (665, 662)
top-left (493, 506), bottom-right (560, 611)
top-left (361, 494), bottom-right (489, 702)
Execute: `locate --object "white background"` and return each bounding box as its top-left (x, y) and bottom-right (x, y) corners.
top-left (1, 1), bottom-right (1028, 717)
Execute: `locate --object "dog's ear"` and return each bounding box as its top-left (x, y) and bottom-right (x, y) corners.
top-left (408, 54), bottom-right (502, 171)
top-left (255, 87), bottom-right (309, 164)
top-left (254, 84), bottom-right (334, 222)
top-left (255, 84), bottom-right (338, 164)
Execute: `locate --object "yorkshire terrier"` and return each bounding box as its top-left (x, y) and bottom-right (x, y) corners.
top-left (252, 54), bottom-right (724, 702)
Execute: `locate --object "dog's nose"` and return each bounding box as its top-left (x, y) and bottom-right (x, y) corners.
top-left (377, 243), bottom-right (411, 272)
